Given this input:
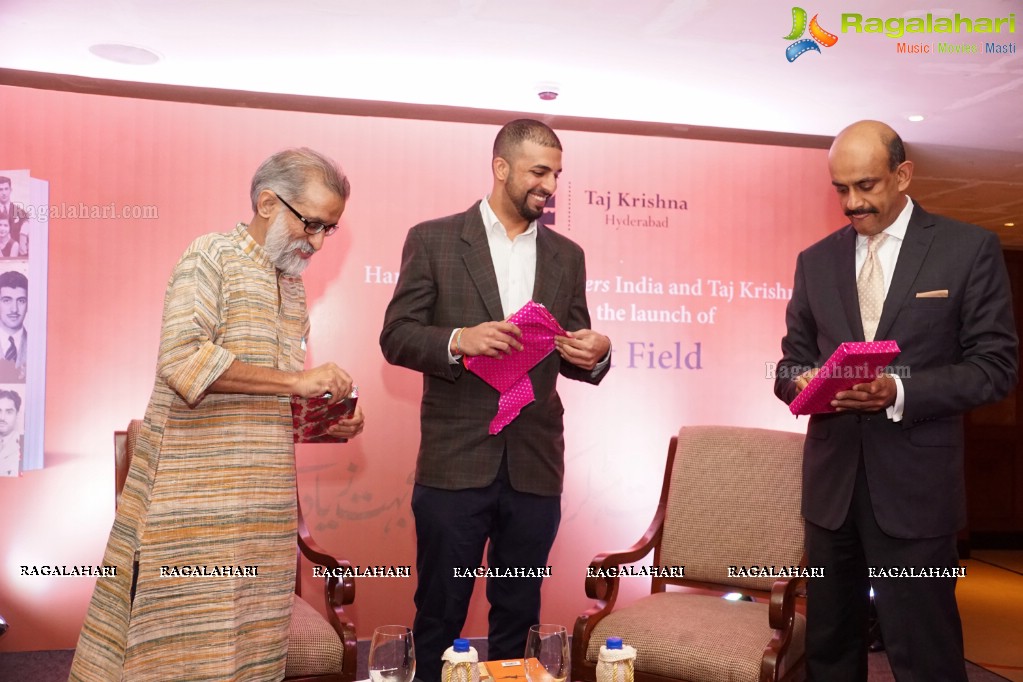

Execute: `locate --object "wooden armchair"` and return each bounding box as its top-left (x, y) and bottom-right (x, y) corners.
top-left (572, 426), bottom-right (807, 682)
top-left (115, 420), bottom-right (357, 681)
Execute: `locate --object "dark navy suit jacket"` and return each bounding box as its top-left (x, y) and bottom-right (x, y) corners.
top-left (776, 204), bottom-right (1017, 539)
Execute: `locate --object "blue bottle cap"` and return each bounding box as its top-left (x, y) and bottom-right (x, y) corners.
top-left (606, 637), bottom-right (623, 649)
top-left (454, 638), bottom-right (470, 653)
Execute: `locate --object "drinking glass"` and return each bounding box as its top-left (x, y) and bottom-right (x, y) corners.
top-left (524, 624), bottom-right (570, 682)
top-left (368, 625), bottom-right (416, 682)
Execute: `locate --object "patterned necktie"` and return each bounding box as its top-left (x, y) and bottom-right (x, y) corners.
top-left (5, 336), bottom-right (16, 363)
top-left (857, 233), bottom-right (888, 342)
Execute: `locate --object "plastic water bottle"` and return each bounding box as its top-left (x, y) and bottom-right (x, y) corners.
top-left (597, 637), bottom-right (637, 682)
top-left (441, 638), bottom-right (480, 682)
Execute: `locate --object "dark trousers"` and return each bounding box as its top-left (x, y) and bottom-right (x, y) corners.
top-left (411, 457), bottom-right (561, 682)
top-left (805, 458), bottom-right (967, 682)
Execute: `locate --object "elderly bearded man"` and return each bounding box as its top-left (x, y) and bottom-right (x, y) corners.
top-left (71, 148), bottom-right (366, 681)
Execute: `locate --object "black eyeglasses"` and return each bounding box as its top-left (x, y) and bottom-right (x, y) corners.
top-left (273, 192), bottom-right (340, 236)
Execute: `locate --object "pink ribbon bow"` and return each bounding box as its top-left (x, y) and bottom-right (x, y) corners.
top-left (464, 301), bottom-right (567, 434)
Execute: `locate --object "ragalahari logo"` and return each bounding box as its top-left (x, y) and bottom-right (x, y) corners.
top-left (784, 7), bottom-right (839, 61)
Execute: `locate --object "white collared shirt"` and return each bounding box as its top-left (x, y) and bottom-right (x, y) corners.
top-left (854, 196), bottom-right (915, 421)
top-left (854, 197), bottom-right (914, 297)
top-left (447, 198), bottom-right (539, 362)
top-left (479, 195), bottom-right (538, 316)
top-left (448, 198), bottom-right (610, 373)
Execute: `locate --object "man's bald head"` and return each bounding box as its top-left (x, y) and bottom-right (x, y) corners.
top-left (831, 120), bottom-right (906, 172)
top-left (828, 120), bottom-right (914, 236)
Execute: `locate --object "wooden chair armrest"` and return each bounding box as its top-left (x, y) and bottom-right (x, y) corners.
top-left (760, 576), bottom-right (807, 682)
top-left (583, 435), bottom-right (677, 603)
top-left (297, 511), bottom-right (356, 608)
top-left (295, 506), bottom-right (358, 681)
top-left (573, 435), bottom-right (678, 682)
top-left (573, 505), bottom-right (665, 682)
top-left (584, 505), bottom-right (664, 601)
top-left (768, 576), bottom-right (805, 630)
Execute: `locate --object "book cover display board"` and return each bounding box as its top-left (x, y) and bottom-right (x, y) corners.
top-left (0, 169), bottom-right (47, 476)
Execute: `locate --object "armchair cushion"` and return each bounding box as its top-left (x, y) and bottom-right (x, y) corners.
top-left (585, 593), bottom-right (805, 682)
top-left (660, 427), bottom-right (804, 592)
top-left (285, 595), bottom-right (346, 678)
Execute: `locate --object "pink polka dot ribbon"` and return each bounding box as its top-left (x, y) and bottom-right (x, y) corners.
top-left (464, 301), bottom-right (567, 434)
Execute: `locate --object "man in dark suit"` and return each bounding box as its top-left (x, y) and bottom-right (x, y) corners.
top-left (381, 119), bottom-right (611, 682)
top-left (775, 120), bottom-right (1017, 681)
top-left (0, 177), bottom-right (29, 246)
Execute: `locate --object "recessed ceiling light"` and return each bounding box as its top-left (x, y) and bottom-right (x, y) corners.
top-left (89, 43), bottom-right (161, 66)
top-left (907, 115), bottom-right (925, 122)
top-left (1006, 222), bottom-right (1016, 227)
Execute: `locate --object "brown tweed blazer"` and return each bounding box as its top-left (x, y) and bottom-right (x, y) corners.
top-left (380, 201), bottom-right (609, 496)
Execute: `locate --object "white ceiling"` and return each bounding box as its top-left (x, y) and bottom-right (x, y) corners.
top-left (2, 0), bottom-right (1022, 242)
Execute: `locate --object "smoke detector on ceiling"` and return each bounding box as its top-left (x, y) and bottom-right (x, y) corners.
top-left (535, 83), bottom-right (560, 101)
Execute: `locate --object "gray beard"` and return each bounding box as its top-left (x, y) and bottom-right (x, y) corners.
top-left (263, 213), bottom-right (311, 276)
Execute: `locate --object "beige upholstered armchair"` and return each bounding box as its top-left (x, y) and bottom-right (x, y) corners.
top-left (115, 420), bottom-right (358, 682)
top-left (572, 425), bottom-right (807, 682)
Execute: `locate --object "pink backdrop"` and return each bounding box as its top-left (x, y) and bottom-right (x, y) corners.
top-left (0, 83), bottom-right (842, 652)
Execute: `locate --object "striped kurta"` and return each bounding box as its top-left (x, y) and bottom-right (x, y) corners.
top-left (70, 224), bottom-right (308, 681)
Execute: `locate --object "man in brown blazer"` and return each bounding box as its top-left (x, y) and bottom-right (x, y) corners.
top-left (381, 119), bottom-right (611, 682)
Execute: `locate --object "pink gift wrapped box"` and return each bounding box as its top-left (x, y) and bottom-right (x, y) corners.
top-left (789, 341), bottom-right (901, 415)
top-left (464, 301), bottom-right (567, 434)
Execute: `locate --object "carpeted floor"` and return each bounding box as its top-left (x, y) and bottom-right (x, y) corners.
top-left (971, 550), bottom-right (1023, 575)
top-left (959, 556), bottom-right (1023, 682)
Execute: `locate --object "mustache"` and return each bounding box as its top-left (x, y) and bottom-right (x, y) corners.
top-left (846, 208), bottom-right (879, 217)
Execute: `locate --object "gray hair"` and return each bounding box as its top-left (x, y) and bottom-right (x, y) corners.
top-left (249, 147), bottom-right (351, 211)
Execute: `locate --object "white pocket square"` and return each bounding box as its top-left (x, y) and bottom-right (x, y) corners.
top-left (916, 289), bottom-right (949, 298)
